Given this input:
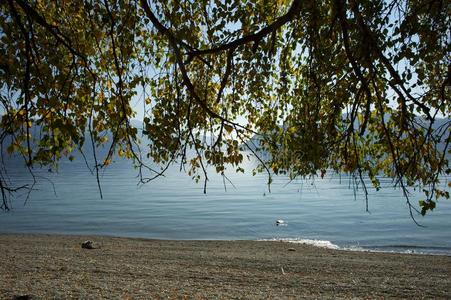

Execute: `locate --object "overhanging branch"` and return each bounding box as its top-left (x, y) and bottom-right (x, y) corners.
top-left (140, 0), bottom-right (259, 135)
top-left (187, 0), bottom-right (302, 57)
top-left (12, 0), bottom-right (95, 78)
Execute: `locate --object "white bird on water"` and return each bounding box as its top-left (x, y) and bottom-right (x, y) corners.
top-left (276, 219), bottom-right (286, 226)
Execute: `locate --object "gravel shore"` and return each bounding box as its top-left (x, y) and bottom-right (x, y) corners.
top-left (1, 234), bottom-right (450, 299)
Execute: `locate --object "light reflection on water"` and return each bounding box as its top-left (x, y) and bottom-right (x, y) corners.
top-left (2, 154), bottom-right (451, 255)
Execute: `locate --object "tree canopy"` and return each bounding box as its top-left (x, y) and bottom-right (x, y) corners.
top-left (0, 0), bottom-right (450, 218)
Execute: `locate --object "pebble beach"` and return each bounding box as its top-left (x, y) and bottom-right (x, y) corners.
top-left (1, 234), bottom-right (450, 299)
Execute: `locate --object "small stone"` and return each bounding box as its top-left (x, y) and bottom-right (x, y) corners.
top-left (81, 240), bottom-right (94, 249)
top-left (288, 248), bottom-right (296, 251)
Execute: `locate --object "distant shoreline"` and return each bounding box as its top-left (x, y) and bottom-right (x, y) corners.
top-left (1, 233), bottom-right (450, 299)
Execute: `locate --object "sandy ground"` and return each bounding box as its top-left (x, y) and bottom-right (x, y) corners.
top-left (0, 234), bottom-right (450, 299)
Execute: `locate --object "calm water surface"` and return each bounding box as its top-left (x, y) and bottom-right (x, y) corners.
top-left (2, 154), bottom-right (451, 255)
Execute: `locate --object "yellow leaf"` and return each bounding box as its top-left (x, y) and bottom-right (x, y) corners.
top-left (224, 124), bottom-right (233, 133)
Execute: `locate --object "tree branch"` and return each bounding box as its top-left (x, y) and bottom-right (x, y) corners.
top-left (12, 0), bottom-right (95, 78)
top-left (187, 0), bottom-right (302, 57)
top-left (349, 0), bottom-right (433, 121)
top-left (335, 0), bottom-right (372, 137)
top-left (140, 0), bottom-right (259, 135)
top-left (216, 49), bottom-right (234, 103)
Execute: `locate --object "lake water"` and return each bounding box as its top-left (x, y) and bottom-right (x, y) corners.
top-left (1, 153), bottom-right (451, 255)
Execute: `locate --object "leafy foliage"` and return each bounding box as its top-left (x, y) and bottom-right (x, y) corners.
top-left (0, 0), bottom-right (449, 219)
